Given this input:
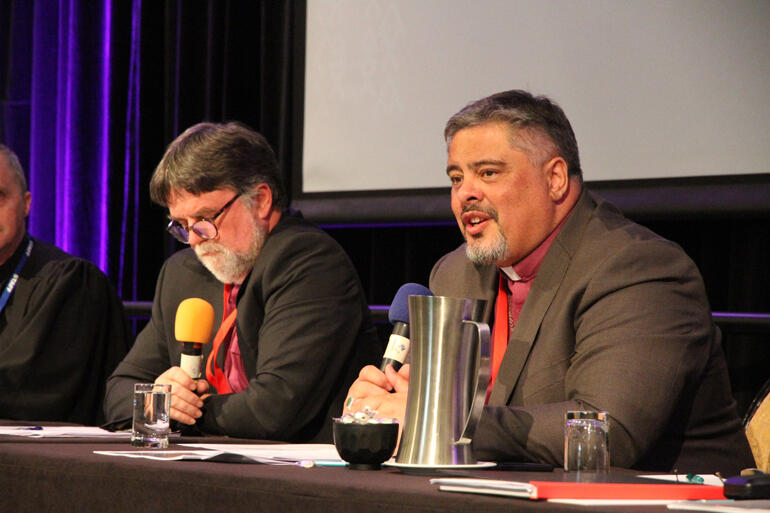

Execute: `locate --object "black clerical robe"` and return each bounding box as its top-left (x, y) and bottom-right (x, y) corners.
top-left (0, 235), bottom-right (130, 425)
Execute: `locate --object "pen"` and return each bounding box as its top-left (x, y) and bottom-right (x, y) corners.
top-left (294, 460), bottom-right (348, 468)
top-left (308, 460), bottom-right (348, 467)
top-left (17, 426), bottom-right (44, 431)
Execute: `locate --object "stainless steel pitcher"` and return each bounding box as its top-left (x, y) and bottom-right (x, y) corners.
top-left (395, 295), bottom-right (490, 466)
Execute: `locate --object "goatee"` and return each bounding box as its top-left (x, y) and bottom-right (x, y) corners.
top-left (194, 220), bottom-right (266, 284)
top-left (461, 204), bottom-right (508, 266)
top-left (465, 228), bottom-right (508, 266)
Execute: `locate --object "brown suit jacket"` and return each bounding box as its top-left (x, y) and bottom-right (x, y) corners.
top-left (430, 190), bottom-right (753, 474)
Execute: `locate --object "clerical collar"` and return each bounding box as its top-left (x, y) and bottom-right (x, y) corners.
top-left (499, 266), bottom-right (520, 282)
top-left (499, 216), bottom-right (568, 283)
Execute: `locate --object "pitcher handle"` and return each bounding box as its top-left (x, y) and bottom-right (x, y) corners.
top-left (455, 320), bottom-right (490, 445)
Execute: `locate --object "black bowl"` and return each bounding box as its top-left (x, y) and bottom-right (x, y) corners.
top-left (332, 420), bottom-right (399, 470)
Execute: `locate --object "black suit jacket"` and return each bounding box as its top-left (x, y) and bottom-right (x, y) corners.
top-left (1, 236), bottom-right (130, 425)
top-left (104, 211), bottom-right (380, 442)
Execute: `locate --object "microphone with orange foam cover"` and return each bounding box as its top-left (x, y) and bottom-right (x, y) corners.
top-left (175, 298), bottom-right (215, 379)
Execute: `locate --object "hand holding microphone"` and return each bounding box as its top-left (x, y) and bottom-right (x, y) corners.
top-left (380, 283), bottom-right (433, 372)
top-left (345, 283), bottom-right (432, 417)
top-left (175, 298), bottom-right (215, 379)
top-left (153, 298), bottom-right (215, 425)
top-left (344, 283), bottom-right (430, 418)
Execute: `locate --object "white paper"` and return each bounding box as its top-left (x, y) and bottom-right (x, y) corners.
top-left (93, 443), bottom-right (345, 466)
top-left (93, 449), bottom-right (302, 465)
top-left (0, 425), bottom-right (130, 438)
top-left (179, 443), bottom-right (344, 464)
top-left (94, 450), bottom-right (225, 461)
top-left (668, 500), bottom-right (770, 512)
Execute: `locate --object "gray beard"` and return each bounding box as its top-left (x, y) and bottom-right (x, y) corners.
top-left (194, 221), bottom-right (266, 284)
top-left (465, 228), bottom-right (508, 266)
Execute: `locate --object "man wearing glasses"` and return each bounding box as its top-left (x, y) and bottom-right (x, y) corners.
top-left (103, 122), bottom-right (380, 441)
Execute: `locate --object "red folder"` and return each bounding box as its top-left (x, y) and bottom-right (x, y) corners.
top-left (529, 481), bottom-right (726, 500)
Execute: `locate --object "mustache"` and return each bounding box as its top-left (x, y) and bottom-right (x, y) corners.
top-left (195, 239), bottom-right (227, 252)
top-left (461, 203), bottom-right (498, 222)
top-left (196, 242), bottom-right (218, 252)
top-left (194, 240), bottom-right (229, 259)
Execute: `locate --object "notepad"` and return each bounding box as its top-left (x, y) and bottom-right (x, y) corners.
top-left (430, 478), bottom-right (726, 501)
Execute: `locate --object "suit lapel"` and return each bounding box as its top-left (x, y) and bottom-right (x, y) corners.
top-left (489, 246), bottom-right (570, 404)
top-left (488, 191), bottom-right (596, 405)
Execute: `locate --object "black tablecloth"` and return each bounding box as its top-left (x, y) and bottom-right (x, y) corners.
top-left (0, 435), bottom-right (682, 513)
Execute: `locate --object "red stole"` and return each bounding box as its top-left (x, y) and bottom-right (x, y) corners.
top-left (487, 273), bottom-right (511, 401)
top-left (205, 286), bottom-right (237, 394)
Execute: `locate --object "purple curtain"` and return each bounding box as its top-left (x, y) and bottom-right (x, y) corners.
top-left (28, 0), bottom-right (114, 272)
top-left (0, 0), bottom-right (141, 293)
top-left (1, 0), bottom-right (301, 301)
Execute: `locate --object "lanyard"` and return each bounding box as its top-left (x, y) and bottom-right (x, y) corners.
top-left (0, 238), bottom-right (34, 315)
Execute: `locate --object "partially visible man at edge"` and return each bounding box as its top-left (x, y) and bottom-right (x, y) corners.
top-left (103, 122), bottom-right (380, 442)
top-left (0, 144), bottom-right (130, 424)
top-left (345, 90), bottom-right (753, 474)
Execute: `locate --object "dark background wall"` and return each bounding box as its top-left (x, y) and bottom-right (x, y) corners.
top-left (1, 0), bottom-right (768, 416)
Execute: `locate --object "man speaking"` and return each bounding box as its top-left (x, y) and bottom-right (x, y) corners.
top-left (345, 90), bottom-right (753, 474)
top-left (104, 122), bottom-right (380, 441)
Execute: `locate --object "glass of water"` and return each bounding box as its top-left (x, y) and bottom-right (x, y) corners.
top-left (131, 383), bottom-right (171, 448)
top-left (564, 410), bottom-right (610, 473)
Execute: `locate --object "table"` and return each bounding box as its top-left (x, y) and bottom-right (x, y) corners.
top-left (0, 434), bottom-right (679, 513)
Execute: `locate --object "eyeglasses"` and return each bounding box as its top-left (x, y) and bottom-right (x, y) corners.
top-left (166, 193), bottom-right (241, 244)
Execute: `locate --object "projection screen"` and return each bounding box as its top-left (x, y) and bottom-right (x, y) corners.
top-left (297, 0), bottom-right (769, 221)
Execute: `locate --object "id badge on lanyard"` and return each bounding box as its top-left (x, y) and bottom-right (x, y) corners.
top-left (0, 239), bottom-right (33, 314)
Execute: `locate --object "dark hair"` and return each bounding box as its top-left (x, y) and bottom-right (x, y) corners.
top-left (150, 121), bottom-right (287, 209)
top-left (444, 90), bottom-right (582, 179)
top-left (0, 144), bottom-right (28, 193)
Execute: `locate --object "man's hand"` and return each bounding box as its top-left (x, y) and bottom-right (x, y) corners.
top-left (344, 364), bottom-right (410, 423)
top-left (154, 367), bottom-right (210, 425)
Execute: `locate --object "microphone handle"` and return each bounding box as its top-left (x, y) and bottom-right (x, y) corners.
top-left (380, 322), bottom-right (409, 373)
top-left (380, 357), bottom-right (403, 373)
top-left (180, 342), bottom-right (203, 379)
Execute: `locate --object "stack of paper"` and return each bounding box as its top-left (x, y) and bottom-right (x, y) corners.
top-left (0, 426), bottom-right (129, 438)
top-left (94, 443), bottom-right (346, 467)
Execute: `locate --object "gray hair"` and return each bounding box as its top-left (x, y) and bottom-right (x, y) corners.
top-left (150, 121), bottom-right (287, 210)
top-left (444, 90), bottom-right (582, 179)
top-left (0, 144), bottom-right (29, 193)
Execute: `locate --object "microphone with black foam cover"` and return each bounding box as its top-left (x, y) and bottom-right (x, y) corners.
top-left (379, 283), bottom-right (433, 372)
top-left (175, 298), bottom-right (215, 379)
